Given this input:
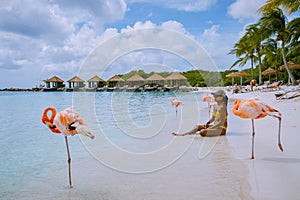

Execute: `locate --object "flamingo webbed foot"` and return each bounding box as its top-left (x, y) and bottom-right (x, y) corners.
top-left (278, 143), bottom-right (283, 152)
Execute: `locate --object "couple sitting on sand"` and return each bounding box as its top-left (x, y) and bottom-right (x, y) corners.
top-left (172, 90), bottom-right (228, 137)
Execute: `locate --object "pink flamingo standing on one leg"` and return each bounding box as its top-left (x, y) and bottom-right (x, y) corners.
top-left (232, 98), bottom-right (282, 159)
top-left (42, 106), bottom-right (95, 188)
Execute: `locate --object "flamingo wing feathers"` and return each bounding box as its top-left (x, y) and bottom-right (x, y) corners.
top-left (42, 107), bottom-right (94, 139)
top-left (232, 99), bottom-right (267, 119)
top-left (171, 99), bottom-right (182, 107)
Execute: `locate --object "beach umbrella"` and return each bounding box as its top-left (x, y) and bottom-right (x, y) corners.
top-left (226, 71), bottom-right (250, 86)
top-left (42, 107), bottom-right (95, 188)
top-left (278, 61), bottom-right (300, 84)
top-left (262, 68), bottom-right (276, 82)
top-left (226, 72), bottom-right (241, 86)
top-left (232, 98), bottom-right (282, 159)
top-left (279, 61), bottom-right (300, 71)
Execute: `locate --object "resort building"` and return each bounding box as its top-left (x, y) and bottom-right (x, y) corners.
top-left (146, 73), bottom-right (165, 86)
top-left (44, 76), bottom-right (64, 88)
top-left (87, 75), bottom-right (106, 88)
top-left (107, 75), bottom-right (125, 87)
top-left (126, 74), bottom-right (145, 87)
top-left (165, 72), bottom-right (188, 87)
top-left (67, 76), bottom-right (85, 88)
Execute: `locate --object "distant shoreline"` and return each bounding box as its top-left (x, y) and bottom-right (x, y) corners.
top-left (0, 86), bottom-right (202, 92)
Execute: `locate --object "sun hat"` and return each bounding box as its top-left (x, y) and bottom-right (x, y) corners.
top-left (211, 90), bottom-right (226, 97)
top-left (211, 90), bottom-right (228, 106)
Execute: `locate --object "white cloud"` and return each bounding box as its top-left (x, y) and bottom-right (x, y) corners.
top-left (227, 0), bottom-right (265, 21)
top-left (126, 0), bottom-right (216, 11)
top-left (198, 25), bottom-right (237, 70)
top-left (201, 25), bottom-right (220, 41)
top-left (77, 20), bottom-right (222, 81)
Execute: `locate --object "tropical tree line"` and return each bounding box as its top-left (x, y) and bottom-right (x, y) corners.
top-left (119, 69), bottom-right (250, 87)
top-left (229, 0), bottom-right (300, 85)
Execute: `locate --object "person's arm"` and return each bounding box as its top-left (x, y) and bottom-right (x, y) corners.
top-left (205, 117), bottom-right (214, 128)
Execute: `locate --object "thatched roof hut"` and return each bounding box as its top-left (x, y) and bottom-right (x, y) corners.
top-left (107, 75), bottom-right (125, 87)
top-left (45, 75), bottom-right (64, 88)
top-left (146, 73), bottom-right (165, 85)
top-left (165, 72), bottom-right (187, 86)
top-left (126, 74), bottom-right (145, 87)
top-left (67, 76), bottom-right (85, 88)
top-left (226, 71), bottom-right (250, 86)
top-left (87, 75), bottom-right (105, 88)
top-left (279, 61), bottom-right (300, 71)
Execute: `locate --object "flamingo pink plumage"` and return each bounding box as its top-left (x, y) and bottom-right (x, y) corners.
top-left (171, 99), bottom-right (182, 116)
top-left (202, 93), bottom-right (214, 119)
top-left (42, 106), bottom-right (94, 187)
top-left (232, 98), bottom-right (282, 159)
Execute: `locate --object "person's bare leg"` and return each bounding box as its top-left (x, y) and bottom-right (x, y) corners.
top-left (172, 125), bottom-right (204, 136)
top-left (199, 128), bottom-right (225, 137)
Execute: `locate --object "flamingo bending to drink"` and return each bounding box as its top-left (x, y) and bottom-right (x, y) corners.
top-left (42, 106), bottom-right (94, 188)
top-left (232, 98), bottom-right (282, 159)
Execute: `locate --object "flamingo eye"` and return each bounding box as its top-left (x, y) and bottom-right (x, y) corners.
top-left (48, 124), bottom-right (57, 129)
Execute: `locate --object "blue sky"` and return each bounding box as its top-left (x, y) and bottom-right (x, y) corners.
top-left (0, 0), bottom-right (273, 88)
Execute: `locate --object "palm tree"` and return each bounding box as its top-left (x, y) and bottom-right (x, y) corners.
top-left (229, 34), bottom-right (256, 80)
top-left (287, 17), bottom-right (300, 59)
top-left (261, 38), bottom-right (282, 81)
top-left (258, 0), bottom-right (300, 14)
top-left (259, 8), bottom-right (297, 85)
top-left (244, 23), bottom-right (269, 84)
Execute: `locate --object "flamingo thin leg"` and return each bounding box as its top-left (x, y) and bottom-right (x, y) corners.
top-left (65, 136), bottom-right (72, 188)
top-left (278, 118), bottom-right (283, 152)
top-left (251, 119), bottom-right (255, 159)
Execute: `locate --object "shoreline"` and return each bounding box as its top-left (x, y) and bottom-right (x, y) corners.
top-left (1, 89), bottom-right (300, 199)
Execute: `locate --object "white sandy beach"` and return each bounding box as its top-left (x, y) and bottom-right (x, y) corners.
top-left (9, 89), bottom-right (300, 200)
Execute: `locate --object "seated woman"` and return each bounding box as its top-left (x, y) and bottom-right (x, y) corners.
top-left (172, 90), bottom-right (228, 137)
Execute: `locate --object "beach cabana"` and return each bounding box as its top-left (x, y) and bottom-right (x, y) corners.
top-left (279, 61), bottom-right (300, 71)
top-left (226, 71), bottom-right (250, 86)
top-left (165, 72), bottom-right (187, 86)
top-left (279, 61), bottom-right (300, 84)
top-left (67, 76), bottom-right (85, 88)
top-left (146, 73), bottom-right (165, 86)
top-left (107, 75), bottom-right (125, 87)
top-left (126, 74), bottom-right (145, 87)
top-left (262, 68), bottom-right (276, 82)
top-left (45, 76), bottom-right (64, 88)
top-left (87, 75), bottom-right (105, 88)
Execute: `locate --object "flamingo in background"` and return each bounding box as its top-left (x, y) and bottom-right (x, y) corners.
top-left (171, 99), bottom-right (182, 116)
top-left (232, 98), bottom-right (282, 159)
top-left (42, 106), bottom-right (94, 188)
top-left (202, 93), bottom-right (215, 119)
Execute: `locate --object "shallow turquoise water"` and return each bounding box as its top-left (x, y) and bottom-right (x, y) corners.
top-left (0, 91), bottom-right (207, 198)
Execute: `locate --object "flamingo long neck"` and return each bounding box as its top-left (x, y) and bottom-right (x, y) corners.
top-left (232, 99), bottom-right (242, 116)
top-left (42, 107), bottom-right (60, 133)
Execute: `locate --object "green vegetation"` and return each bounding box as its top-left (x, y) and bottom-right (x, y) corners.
top-left (229, 0), bottom-right (300, 85)
top-left (117, 2), bottom-right (300, 88)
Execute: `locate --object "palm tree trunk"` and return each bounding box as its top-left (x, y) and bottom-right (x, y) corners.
top-left (250, 56), bottom-right (254, 80)
top-left (257, 49), bottom-right (262, 85)
top-left (275, 65), bottom-right (278, 81)
top-left (281, 42), bottom-right (296, 85)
